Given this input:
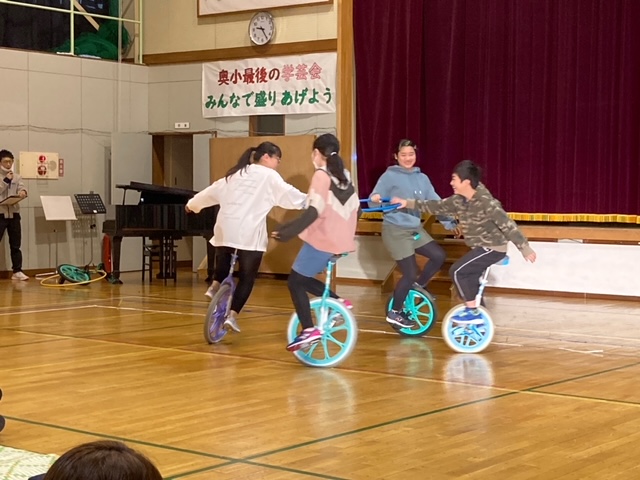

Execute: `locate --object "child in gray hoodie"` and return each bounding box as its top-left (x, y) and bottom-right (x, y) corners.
top-left (369, 139), bottom-right (456, 328)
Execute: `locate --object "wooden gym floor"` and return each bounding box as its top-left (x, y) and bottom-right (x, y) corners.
top-left (1, 270), bottom-right (639, 479)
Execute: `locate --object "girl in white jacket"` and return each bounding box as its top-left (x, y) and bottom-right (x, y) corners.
top-left (186, 142), bottom-right (307, 333)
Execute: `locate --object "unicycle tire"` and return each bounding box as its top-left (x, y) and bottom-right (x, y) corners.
top-left (441, 305), bottom-right (494, 353)
top-left (57, 264), bottom-right (91, 284)
top-left (386, 287), bottom-right (437, 337)
top-left (203, 284), bottom-right (231, 344)
top-left (0, 415), bottom-right (4, 433)
top-left (287, 298), bottom-right (358, 368)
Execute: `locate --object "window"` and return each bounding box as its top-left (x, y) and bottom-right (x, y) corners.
top-left (0, 0), bottom-right (142, 63)
top-left (249, 115), bottom-right (285, 136)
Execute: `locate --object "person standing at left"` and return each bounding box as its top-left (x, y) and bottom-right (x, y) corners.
top-left (0, 150), bottom-right (28, 280)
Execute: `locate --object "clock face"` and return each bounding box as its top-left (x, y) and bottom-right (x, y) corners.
top-left (249, 12), bottom-right (275, 46)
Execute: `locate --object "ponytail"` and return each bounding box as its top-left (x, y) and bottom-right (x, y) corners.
top-left (225, 147), bottom-right (256, 180)
top-left (224, 141), bottom-right (282, 181)
top-left (326, 153), bottom-right (349, 187)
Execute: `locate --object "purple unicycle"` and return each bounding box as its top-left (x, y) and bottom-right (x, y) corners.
top-left (203, 250), bottom-right (238, 344)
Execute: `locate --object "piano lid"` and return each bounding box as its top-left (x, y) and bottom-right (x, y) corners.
top-left (115, 181), bottom-right (197, 205)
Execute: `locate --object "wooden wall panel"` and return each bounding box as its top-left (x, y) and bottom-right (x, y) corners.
top-left (209, 135), bottom-right (316, 274)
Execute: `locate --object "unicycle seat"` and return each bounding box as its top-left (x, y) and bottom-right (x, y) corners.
top-left (496, 256), bottom-right (510, 266)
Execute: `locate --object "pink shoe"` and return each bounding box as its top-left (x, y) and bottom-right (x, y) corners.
top-left (338, 298), bottom-right (353, 309)
top-left (286, 328), bottom-right (322, 351)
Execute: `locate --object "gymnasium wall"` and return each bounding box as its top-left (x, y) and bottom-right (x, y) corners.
top-left (144, 1), bottom-right (337, 54)
top-left (0, 2), bottom-right (339, 274)
top-left (0, 48), bottom-right (148, 273)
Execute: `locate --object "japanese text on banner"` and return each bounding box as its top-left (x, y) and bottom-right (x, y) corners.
top-left (202, 53), bottom-right (337, 118)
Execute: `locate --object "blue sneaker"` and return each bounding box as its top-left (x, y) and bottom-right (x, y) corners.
top-left (451, 308), bottom-right (484, 324)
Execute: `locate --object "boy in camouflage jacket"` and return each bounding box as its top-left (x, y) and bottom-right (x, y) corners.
top-left (392, 160), bottom-right (536, 323)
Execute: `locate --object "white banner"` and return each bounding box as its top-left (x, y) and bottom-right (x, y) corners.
top-left (198, 0), bottom-right (332, 16)
top-left (202, 52), bottom-right (336, 118)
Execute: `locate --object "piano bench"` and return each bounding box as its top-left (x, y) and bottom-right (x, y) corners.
top-left (142, 243), bottom-right (177, 283)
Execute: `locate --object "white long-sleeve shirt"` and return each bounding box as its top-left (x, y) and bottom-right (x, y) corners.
top-left (187, 164), bottom-right (307, 252)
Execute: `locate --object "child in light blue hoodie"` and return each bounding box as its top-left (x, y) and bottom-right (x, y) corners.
top-left (369, 139), bottom-right (456, 328)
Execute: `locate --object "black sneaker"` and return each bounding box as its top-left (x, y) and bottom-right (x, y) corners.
top-left (386, 309), bottom-right (415, 328)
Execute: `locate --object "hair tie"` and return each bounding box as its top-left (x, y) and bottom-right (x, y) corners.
top-left (330, 152), bottom-right (338, 156)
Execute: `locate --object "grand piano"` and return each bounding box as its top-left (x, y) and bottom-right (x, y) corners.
top-left (102, 181), bottom-right (217, 284)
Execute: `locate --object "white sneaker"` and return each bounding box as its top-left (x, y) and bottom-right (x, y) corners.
top-left (223, 315), bottom-right (241, 333)
top-left (11, 271), bottom-right (29, 281)
top-left (205, 284), bottom-right (219, 299)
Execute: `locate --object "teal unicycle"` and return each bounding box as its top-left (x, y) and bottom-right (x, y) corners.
top-left (57, 264), bottom-right (92, 284)
top-left (441, 256), bottom-right (509, 353)
top-left (287, 255), bottom-right (358, 368)
top-left (363, 197), bottom-right (437, 336)
top-left (386, 283), bottom-right (437, 337)
top-left (203, 250), bottom-right (237, 344)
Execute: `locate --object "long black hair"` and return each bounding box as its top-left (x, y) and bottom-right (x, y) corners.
top-left (225, 141), bottom-right (282, 180)
top-left (313, 133), bottom-right (349, 187)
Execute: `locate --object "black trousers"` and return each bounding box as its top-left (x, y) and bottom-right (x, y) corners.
top-left (392, 240), bottom-right (446, 311)
top-left (449, 247), bottom-right (506, 302)
top-left (213, 246), bottom-right (263, 314)
top-left (0, 213), bottom-right (22, 272)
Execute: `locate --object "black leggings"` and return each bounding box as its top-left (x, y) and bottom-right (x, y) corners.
top-left (288, 270), bottom-right (339, 330)
top-left (450, 247), bottom-right (506, 302)
top-left (392, 240), bottom-right (446, 311)
top-left (213, 247), bottom-right (263, 314)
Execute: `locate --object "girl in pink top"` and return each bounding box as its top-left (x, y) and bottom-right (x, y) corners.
top-left (273, 133), bottom-right (360, 351)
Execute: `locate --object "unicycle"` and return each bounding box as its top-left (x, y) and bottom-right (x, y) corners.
top-left (203, 250), bottom-right (238, 344)
top-left (441, 256), bottom-right (509, 353)
top-left (58, 264), bottom-right (92, 284)
top-left (386, 283), bottom-right (437, 337)
top-left (363, 197), bottom-right (437, 335)
top-left (287, 254), bottom-right (358, 368)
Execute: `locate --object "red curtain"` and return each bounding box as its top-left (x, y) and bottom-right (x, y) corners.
top-left (354, 0), bottom-right (640, 214)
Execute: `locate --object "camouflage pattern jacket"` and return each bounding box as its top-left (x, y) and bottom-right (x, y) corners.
top-left (406, 184), bottom-right (534, 257)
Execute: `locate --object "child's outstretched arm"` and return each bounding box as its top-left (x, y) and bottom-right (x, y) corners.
top-left (186, 178), bottom-right (223, 213)
top-left (391, 196), bottom-right (458, 216)
top-left (489, 202), bottom-right (537, 262)
top-left (272, 171), bottom-right (329, 241)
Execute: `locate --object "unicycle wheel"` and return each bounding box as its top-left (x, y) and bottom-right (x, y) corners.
top-left (57, 264), bottom-right (91, 284)
top-left (287, 298), bottom-right (358, 368)
top-left (0, 415), bottom-right (4, 433)
top-left (386, 287), bottom-right (437, 337)
top-left (204, 284), bottom-right (231, 344)
top-left (441, 305), bottom-right (495, 353)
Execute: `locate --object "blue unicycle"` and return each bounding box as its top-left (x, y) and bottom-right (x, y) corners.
top-left (441, 256), bottom-right (509, 353)
top-left (287, 255), bottom-right (358, 368)
top-left (203, 250), bottom-right (238, 344)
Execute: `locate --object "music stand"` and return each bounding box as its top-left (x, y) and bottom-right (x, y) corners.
top-left (39, 196), bottom-right (77, 275)
top-left (74, 193), bottom-right (106, 215)
top-left (74, 193), bottom-right (106, 266)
